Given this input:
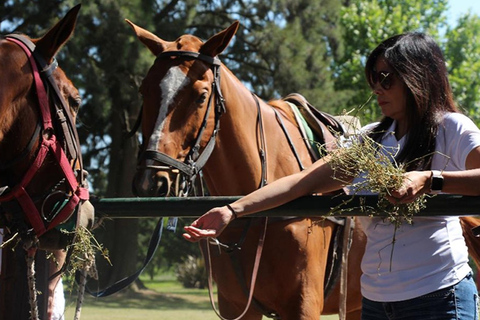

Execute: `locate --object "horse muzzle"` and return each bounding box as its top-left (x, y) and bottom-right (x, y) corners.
top-left (37, 199), bottom-right (94, 250)
top-left (132, 168), bottom-right (172, 197)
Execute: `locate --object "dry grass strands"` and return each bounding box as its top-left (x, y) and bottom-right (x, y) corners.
top-left (64, 226), bottom-right (111, 279)
top-left (327, 131), bottom-right (429, 227)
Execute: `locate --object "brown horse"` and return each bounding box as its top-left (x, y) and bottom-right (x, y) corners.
top-left (0, 5), bottom-right (94, 319)
top-left (128, 21), bottom-right (480, 320)
top-left (128, 20), bottom-right (365, 319)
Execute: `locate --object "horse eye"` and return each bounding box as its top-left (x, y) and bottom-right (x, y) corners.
top-left (196, 93), bottom-right (208, 104)
top-left (68, 96), bottom-right (81, 112)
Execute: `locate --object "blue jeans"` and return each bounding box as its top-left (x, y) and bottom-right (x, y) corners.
top-left (361, 273), bottom-right (479, 320)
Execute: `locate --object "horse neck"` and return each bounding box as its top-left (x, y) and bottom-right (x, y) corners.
top-left (0, 51), bottom-right (40, 185)
top-left (202, 66), bottom-right (313, 195)
top-left (201, 66), bottom-right (262, 195)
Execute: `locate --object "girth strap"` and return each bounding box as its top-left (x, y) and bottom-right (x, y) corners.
top-left (272, 108), bottom-right (305, 171)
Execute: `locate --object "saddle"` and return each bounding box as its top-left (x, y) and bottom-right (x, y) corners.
top-left (283, 93), bottom-right (344, 157)
top-left (283, 93), bottom-right (362, 160)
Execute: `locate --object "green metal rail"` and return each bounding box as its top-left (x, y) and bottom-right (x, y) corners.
top-left (91, 194), bottom-right (480, 219)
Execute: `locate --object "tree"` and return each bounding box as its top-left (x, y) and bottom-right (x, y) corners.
top-left (334, 0), bottom-right (448, 123)
top-left (202, 0), bottom-right (346, 112)
top-left (444, 13), bottom-right (480, 125)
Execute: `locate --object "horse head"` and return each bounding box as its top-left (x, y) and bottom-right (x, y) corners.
top-left (127, 20), bottom-right (239, 197)
top-left (0, 4), bottom-right (94, 250)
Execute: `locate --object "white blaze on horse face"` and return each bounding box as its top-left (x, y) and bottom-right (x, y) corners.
top-left (147, 66), bottom-right (190, 152)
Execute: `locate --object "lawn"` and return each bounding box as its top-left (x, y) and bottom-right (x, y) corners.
top-left (64, 275), bottom-right (339, 319)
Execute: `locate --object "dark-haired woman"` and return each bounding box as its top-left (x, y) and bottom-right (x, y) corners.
top-left (184, 32), bottom-right (480, 319)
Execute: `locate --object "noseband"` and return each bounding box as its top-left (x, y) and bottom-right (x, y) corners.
top-left (138, 51), bottom-right (226, 194)
top-left (0, 35), bottom-right (89, 239)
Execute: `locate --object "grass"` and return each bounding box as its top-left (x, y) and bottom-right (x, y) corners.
top-left (64, 275), bottom-right (339, 319)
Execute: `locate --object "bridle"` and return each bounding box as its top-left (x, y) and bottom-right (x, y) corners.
top-left (137, 50), bottom-right (226, 195)
top-left (0, 34), bottom-right (89, 241)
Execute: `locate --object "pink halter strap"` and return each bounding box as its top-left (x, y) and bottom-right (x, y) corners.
top-left (1, 36), bottom-right (89, 237)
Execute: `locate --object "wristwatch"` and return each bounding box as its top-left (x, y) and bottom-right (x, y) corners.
top-left (430, 170), bottom-right (444, 194)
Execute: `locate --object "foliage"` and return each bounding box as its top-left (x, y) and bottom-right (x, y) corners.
top-left (175, 255), bottom-right (208, 289)
top-left (444, 13), bottom-right (480, 125)
top-left (335, 0), bottom-right (449, 123)
top-left (62, 226), bottom-right (111, 286)
top-left (329, 134), bottom-right (428, 227)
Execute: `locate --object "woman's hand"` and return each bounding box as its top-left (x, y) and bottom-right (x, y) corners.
top-left (183, 206), bottom-right (235, 242)
top-left (386, 171), bottom-right (431, 204)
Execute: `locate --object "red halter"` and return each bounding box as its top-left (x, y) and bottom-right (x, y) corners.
top-left (0, 36), bottom-right (89, 238)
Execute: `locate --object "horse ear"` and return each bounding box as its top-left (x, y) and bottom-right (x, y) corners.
top-left (200, 21), bottom-right (240, 57)
top-left (125, 19), bottom-right (167, 56)
top-left (35, 4), bottom-right (81, 64)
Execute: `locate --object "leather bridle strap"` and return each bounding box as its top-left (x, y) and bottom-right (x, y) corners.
top-left (251, 93), bottom-right (268, 189)
top-left (140, 51), bottom-right (225, 185)
top-left (7, 34), bottom-right (83, 178)
top-left (272, 108), bottom-right (305, 171)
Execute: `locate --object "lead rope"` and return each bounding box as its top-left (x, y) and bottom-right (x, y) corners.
top-left (26, 246), bottom-right (39, 320)
top-left (73, 231), bottom-right (98, 320)
top-left (339, 217), bottom-right (353, 320)
top-left (74, 269), bottom-right (87, 320)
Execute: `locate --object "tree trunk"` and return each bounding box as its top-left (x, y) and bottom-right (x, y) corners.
top-left (93, 83), bottom-right (141, 291)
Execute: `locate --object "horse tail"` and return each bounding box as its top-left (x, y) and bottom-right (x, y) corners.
top-left (460, 216), bottom-right (480, 269)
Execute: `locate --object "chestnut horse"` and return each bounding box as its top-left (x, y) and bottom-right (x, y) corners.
top-left (0, 5), bottom-right (94, 319)
top-left (128, 21), bottom-right (480, 320)
top-left (128, 20), bottom-right (365, 320)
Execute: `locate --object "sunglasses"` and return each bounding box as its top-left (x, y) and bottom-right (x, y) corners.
top-left (370, 71), bottom-right (394, 90)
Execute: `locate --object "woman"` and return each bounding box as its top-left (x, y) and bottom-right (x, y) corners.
top-left (183, 32), bottom-right (480, 319)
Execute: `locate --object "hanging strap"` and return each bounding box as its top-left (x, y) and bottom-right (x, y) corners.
top-left (79, 218), bottom-right (164, 297)
top-left (203, 216), bottom-right (268, 320)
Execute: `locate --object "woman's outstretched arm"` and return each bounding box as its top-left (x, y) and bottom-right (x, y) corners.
top-left (183, 154), bottom-right (349, 242)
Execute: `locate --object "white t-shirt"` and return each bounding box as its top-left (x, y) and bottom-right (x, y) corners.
top-left (352, 112), bottom-right (480, 302)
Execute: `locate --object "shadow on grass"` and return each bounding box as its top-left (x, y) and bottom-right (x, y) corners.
top-left (65, 289), bottom-right (213, 311)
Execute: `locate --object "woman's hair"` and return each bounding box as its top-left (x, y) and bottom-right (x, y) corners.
top-left (365, 32), bottom-right (458, 170)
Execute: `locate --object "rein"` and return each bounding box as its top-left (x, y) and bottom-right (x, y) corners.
top-left (1, 34), bottom-right (89, 239)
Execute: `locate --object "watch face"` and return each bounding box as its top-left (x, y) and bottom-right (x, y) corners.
top-left (431, 175), bottom-right (444, 191)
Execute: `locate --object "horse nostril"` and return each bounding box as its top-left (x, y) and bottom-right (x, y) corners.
top-left (132, 171), bottom-right (171, 197)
